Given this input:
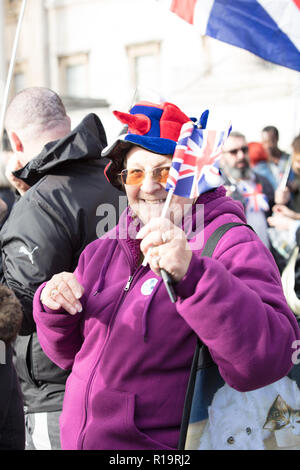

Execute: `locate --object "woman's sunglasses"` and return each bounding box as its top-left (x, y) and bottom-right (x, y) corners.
top-left (119, 167), bottom-right (170, 186)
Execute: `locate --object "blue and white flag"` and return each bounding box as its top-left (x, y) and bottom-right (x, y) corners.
top-left (170, 0), bottom-right (300, 72)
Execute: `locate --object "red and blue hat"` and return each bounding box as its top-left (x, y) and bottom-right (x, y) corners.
top-left (102, 101), bottom-right (190, 190)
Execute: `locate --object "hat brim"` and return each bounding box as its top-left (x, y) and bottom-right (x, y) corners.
top-left (101, 134), bottom-right (176, 191)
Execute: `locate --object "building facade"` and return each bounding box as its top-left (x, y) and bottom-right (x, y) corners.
top-left (1, 0), bottom-right (300, 148)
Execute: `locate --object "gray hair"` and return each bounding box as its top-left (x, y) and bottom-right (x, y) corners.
top-left (228, 131), bottom-right (246, 140)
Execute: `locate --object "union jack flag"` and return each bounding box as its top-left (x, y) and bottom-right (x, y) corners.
top-left (166, 120), bottom-right (232, 199)
top-left (239, 182), bottom-right (270, 213)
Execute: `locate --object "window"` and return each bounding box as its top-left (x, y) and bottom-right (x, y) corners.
top-left (13, 63), bottom-right (26, 94)
top-left (14, 72), bottom-right (25, 94)
top-left (126, 42), bottom-right (161, 101)
top-left (59, 53), bottom-right (89, 98)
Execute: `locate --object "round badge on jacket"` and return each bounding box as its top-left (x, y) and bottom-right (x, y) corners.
top-left (141, 278), bottom-right (159, 296)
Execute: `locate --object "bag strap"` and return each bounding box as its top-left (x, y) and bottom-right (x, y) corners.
top-left (178, 222), bottom-right (254, 450)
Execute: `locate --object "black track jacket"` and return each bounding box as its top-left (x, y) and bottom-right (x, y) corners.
top-left (0, 113), bottom-right (123, 412)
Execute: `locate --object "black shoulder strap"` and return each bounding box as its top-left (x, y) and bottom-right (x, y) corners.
top-left (201, 222), bottom-right (254, 257)
top-left (177, 222), bottom-right (254, 450)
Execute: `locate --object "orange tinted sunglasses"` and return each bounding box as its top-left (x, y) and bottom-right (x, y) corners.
top-left (119, 167), bottom-right (170, 186)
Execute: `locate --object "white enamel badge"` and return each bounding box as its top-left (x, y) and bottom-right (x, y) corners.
top-left (141, 278), bottom-right (159, 296)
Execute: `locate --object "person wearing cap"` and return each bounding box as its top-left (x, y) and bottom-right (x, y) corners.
top-left (33, 101), bottom-right (299, 450)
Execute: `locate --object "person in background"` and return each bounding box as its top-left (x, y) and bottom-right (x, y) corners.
top-left (0, 285), bottom-right (24, 450)
top-left (261, 125), bottom-right (289, 187)
top-left (248, 141), bottom-right (277, 190)
top-left (32, 101), bottom-right (299, 450)
top-left (220, 132), bottom-right (274, 249)
top-left (0, 151), bottom-right (17, 228)
top-left (0, 87), bottom-right (122, 450)
top-left (273, 135), bottom-right (300, 211)
top-left (268, 135), bottom-right (300, 247)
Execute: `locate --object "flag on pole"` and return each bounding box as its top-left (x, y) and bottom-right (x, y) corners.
top-left (169, 0), bottom-right (300, 72)
top-left (239, 182), bottom-right (270, 212)
top-left (165, 120), bottom-right (232, 199)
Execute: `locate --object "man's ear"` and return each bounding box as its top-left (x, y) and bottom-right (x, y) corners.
top-left (9, 131), bottom-right (23, 153)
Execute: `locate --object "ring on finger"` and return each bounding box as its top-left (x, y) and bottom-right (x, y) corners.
top-left (161, 232), bottom-right (169, 244)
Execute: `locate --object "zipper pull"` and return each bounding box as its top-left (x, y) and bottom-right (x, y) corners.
top-left (124, 275), bottom-right (133, 292)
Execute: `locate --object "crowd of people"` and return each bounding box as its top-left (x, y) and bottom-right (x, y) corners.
top-left (220, 127), bottom-right (300, 272)
top-left (0, 87), bottom-right (299, 451)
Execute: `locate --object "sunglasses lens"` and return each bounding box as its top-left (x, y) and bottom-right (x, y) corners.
top-left (122, 169), bottom-right (144, 185)
top-left (121, 167), bottom-right (170, 185)
top-left (229, 146), bottom-right (248, 155)
top-left (153, 167), bottom-right (170, 184)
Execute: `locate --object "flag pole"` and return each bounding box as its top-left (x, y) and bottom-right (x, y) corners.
top-left (142, 116), bottom-right (205, 268)
top-left (279, 154), bottom-right (292, 190)
top-left (161, 188), bottom-right (174, 218)
top-left (142, 188), bottom-right (177, 303)
top-left (0, 0), bottom-right (28, 152)
top-left (142, 188), bottom-right (174, 268)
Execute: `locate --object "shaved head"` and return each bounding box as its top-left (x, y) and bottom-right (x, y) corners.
top-left (5, 87), bottom-right (71, 166)
top-left (5, 87), bottom-right (69, 137)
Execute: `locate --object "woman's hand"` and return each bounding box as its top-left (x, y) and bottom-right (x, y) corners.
top-left (40, 272), bottom-right (84, 315)
top-left (272, 204), bottom-right (300, 220)
top-left (137, 218), bottom-right (192, 282)
top-left (267, 213), bottom-right (293, 231)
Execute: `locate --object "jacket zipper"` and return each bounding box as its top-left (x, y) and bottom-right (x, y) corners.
top-left (77, 268), bottom-right (144, 450)
top-left (124, 275), bottom-right (134, 292)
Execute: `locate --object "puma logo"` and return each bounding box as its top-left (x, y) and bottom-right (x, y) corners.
top-left (19, 246), bottom-right (38, 265)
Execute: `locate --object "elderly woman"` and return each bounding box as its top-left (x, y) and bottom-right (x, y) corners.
top-left (33, 101), bottom-right (299, 450)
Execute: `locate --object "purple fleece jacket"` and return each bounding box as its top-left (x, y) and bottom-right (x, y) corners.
top-left (33, 187), bottom-right (299, 450)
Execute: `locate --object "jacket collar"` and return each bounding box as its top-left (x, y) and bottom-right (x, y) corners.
top-left (13, 113), bottom-right (107, 186)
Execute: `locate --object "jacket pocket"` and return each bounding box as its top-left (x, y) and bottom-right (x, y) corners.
top-left (13, 335), bottom-right (36, 386)
top-left (82, 389), bottom-right (175, 450)
top-left (59, 372), bottom-right (86, 450)
top-left (30, 333), bottom-right (70, 384)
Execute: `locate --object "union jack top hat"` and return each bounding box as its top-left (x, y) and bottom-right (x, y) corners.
top-left (102, 101), bottom-right (190, 190)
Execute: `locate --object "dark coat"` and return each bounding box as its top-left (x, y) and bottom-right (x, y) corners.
top-left (0, 345), bottom-right (25, 449)
top-left (0, 113), bottom-right (123, 412)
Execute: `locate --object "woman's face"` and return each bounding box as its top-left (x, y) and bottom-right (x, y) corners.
top-left (124, 146), bottom-right (193, 225)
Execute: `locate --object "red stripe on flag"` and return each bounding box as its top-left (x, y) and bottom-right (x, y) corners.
top-left (170, 0), bottom-right (197, 25)
top-left (180, 154), bottom-right (198, 166)
top-left (169, 174), bottom-right (177, 186)
top-left (180, 169), bottom-right (194, 176)
top-left (293, 0), bottom-right (300, 9)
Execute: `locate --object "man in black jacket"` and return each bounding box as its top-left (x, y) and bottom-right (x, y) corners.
top-left (1, 87), bottom-right (123, 449)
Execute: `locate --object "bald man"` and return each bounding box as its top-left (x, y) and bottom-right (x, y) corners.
top-left (1, 87), bottom-right (122, 449)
